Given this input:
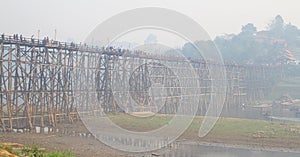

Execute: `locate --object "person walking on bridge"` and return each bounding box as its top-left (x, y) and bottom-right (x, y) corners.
top-left (31, 35), bottom-right (34, 43)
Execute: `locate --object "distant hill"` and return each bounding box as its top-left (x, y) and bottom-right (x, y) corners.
top-left (182, 15), bottom-right (300, 65)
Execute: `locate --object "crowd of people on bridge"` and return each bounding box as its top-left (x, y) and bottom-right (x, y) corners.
top-left (1, 33), bottom-right (79, 48)
top-left (1, 33), bottom-right (35, 43)
top-left (1, 33), bottom-right (196, 62)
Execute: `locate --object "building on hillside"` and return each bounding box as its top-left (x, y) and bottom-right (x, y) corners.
top-left (278, 50), bottom-right (299, 64)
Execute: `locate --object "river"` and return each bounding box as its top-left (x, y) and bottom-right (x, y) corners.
top-left (144, 142), bottom-right (300, 157)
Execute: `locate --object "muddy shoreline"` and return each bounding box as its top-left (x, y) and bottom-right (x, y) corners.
top-left (1, 120), bottom-right (300, 156)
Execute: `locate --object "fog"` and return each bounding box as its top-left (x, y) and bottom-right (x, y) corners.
top-left (1, 0), bottom-right (300, 43)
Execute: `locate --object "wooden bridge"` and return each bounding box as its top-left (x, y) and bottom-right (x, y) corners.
top-left (0, 34), bottom-right (284, 131)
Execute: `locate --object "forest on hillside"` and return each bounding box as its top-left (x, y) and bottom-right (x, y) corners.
top-left (181, 15), bottom-right (300, 64)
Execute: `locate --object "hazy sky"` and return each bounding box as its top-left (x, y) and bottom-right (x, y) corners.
top-left (1, 0), bottom-right (299, 43)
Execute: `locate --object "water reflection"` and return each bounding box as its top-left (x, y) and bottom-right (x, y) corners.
top-left (4, 126), bottom-right (300, 157)
top-left (151, 143), bottom-right (300, 157)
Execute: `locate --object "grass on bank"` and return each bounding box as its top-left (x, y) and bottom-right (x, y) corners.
top-left (0, 143), bottom-right (75, 157)
top-left (108, 113), bottom-right (300, 140)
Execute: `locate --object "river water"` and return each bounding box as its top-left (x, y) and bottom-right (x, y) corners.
top-left (6, 126), bottom-right (300, 157)
top-left (147, 142), bottom-right (300, 157)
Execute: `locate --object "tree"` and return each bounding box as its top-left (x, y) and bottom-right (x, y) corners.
top-left (144, 34), bottom-right (157, 45)
top-left (269, 15), bottom-right (285, 38)
top-left (241, 23), bottom-right (257, 36)
top-left (284, 23), bottom-right (300, 45)
top-left (181, 42), bottom-right (199, 58)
